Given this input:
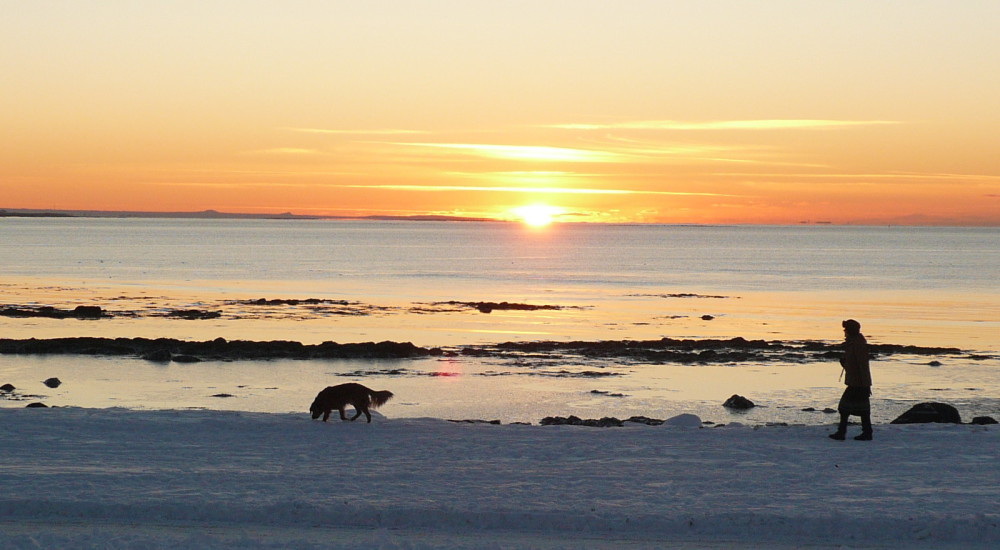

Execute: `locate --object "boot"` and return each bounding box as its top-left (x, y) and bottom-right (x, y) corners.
top-left (855, 414), bottom-right (873, 441)
top-left (829, 413), bottom-right (848, 440)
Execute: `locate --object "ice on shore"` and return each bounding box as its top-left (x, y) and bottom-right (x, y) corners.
top-left (0, 407), bottom-right (998, 549)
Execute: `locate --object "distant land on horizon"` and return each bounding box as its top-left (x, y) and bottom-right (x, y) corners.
top-left (0, 208), bottom-right (499, 223)
top-left (1, 208), bottom-right (996, 226)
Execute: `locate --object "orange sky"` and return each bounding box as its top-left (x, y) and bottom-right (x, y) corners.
top-left (3, 1), bottom-right (999, 225)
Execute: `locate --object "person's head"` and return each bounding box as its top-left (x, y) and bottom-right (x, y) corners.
top-left (842, 319), bottom-right (862, 336)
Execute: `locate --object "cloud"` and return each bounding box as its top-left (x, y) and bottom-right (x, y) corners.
top-left (390, 142), bottom-right (625, 163)
top-left (288, 127), bottom-right (426, 135)
top-left (339, 184), bottom-right (735, 197)
top-left (249, 148), bottom-right (321, 155)
top-left (546, 119), bottom-right (901, 131)
top-left (713, 171), bottom-right (1000, 183)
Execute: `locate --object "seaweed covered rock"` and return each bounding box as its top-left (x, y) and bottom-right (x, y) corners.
top-left (539, 415), bottom-right (624, 427)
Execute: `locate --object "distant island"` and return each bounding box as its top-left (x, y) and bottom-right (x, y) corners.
top-left (0, 208), bottom-right (499, 222)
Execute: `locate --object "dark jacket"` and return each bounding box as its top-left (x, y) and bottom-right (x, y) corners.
top-left (841, 333), bottom-right (872, 387)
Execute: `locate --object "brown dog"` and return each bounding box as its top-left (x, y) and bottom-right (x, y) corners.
top-left (309, 383), bottom-right (394, 423)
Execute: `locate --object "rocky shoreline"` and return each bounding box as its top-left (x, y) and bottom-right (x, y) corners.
top-left (0, 337), bottom-right (436, 362)
top-left (0, 335), bottom-right (985, 365)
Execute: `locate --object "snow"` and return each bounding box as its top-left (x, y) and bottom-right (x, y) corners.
top-left (1, 407), bottom-right (998, 549)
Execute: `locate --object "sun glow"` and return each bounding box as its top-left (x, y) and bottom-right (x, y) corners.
top-left (513, 205), bottom-right (562, 227)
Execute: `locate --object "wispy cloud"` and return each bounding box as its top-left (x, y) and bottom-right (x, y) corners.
top-left (391, 142), bottom-right (624, 163)
top-left (340, 184), bottom-right (734, 197)
top-left (546, 119), bottom-right (901, 131)
top-left (712, 171), bottom-right (1000, 182)
top-left (249, 148), bottom-right (322, 155)
top-left (289, 127), bottom-right (426, 135)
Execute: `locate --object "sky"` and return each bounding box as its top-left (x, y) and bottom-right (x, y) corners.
top-left (3, 0), bottom-right (1000, 225)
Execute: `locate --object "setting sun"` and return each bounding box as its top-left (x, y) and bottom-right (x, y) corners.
top-left (512, 205), bottom-right (562, 227)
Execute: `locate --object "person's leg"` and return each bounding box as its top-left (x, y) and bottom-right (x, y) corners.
top-left (829, 412), bottom-right (849, 440)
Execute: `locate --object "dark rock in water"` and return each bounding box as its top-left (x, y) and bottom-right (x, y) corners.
top-left (210, 393), bottom-right (235, 398)
top-left (890, 402), bottom-right (962, 424)
top-left (0, 383), bottom-right (14, 392)
top-left (72, 305), bottom-right (104, 319)
top-left (723, 394), bottom-right (755, 410)
top-left (167, 309), bottom-right (222, 320)
top-left (801, 407), bottom-right (816, 412)
top-left (823, 408), bottom-right (837, 414)
top-left (25, 402), bottom-right (48, 408)
top-left (625, 415), bottom-right (665, 426)
top-left (448, 419), bottom-right (501, 425)
top-left (928, 360), bottom-right (943, 367)
top-left (142, 349), bottom-right (172, 362)
top-left (43, 377), bottom-right (62, 388)
top-left (971, 416), bottom-right (998, 425)
top-left (171, 355), bottom-right (202, 363)
top-left (701, 314), bottom-right (715, 321)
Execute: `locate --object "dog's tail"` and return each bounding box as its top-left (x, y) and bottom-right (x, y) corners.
top-left (369, 390), bottom-right (394, 408)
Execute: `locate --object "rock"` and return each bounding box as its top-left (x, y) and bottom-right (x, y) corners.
top-left (142, 349), bottom-right (172, 362)
top-left (167, 309), bottom-right (222, 320)
top-left (43, 377), bottom-right (62, 388)
top-left (210, 393), bottom-right (235, 398)
top-left (539, 415), bottom-right (624, 427)
top-left (0, 383), bottom-right (15, 392)
top-left (25, 402), bottom-right (48, 408)
top-left (171, 355), bottom-right (202, 363)
top-left (723, 394), bottom-right (755, 410)
top-left (625, 416), bottom-right (665, 426)
top-left (447, 419), bottom-right (501, 425)
top-left (823, 408), bottom-right (837, 414)
top-left (971, 416), bottom-right (998, 425)
top-left (72, 305), bottom-right (104, 319)
top-left (890, 402), bottom-right (962, 424)
top-left (701, 315), bottom-right (715, 320)
top-left (665, 413), bottom-right (703, 427)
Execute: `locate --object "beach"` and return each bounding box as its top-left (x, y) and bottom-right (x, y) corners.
top-left (1, 407), bottom-right (998, 549)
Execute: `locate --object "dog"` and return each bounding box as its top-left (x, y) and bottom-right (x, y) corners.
top-left (309, 383), bottom-right (394, 423)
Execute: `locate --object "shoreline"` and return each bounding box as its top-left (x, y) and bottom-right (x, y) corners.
top-left (0, 335), bottom-right (979, 363)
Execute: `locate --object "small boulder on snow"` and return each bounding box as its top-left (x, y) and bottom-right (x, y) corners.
top-left (890, 402), bottom-right (961, 424)
top-left (665, 413), bottom-right (703, 427)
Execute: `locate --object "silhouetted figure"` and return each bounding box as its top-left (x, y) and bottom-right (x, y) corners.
top-left (829, 319), bottom-right (873, 441)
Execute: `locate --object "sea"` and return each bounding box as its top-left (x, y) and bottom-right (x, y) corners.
top-left (1, 217), bottom-right (997, 426)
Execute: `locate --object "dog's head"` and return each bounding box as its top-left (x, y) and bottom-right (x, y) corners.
top-left (309, 399), bottom-right (323, 419)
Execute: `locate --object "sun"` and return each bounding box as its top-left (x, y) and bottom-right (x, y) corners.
top-left (512, 205), bottom-right (562, 227)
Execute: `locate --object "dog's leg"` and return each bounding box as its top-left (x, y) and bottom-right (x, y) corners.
top-left (339, 407), bottom-right (349, 421)
top-left (322, 410), bottom-right (331, 422)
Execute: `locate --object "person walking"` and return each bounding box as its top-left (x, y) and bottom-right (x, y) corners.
top-left (830, 319), bottom-right (873, 441)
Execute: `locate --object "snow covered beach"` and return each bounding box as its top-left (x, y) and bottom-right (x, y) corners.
top-left (1, 407), bottom-right (998, 549)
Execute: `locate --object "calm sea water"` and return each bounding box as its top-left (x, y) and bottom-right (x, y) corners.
top-left (1, 218), bottom-right (997, 424)
top-left (2, 218), bottom-right (997, 293)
